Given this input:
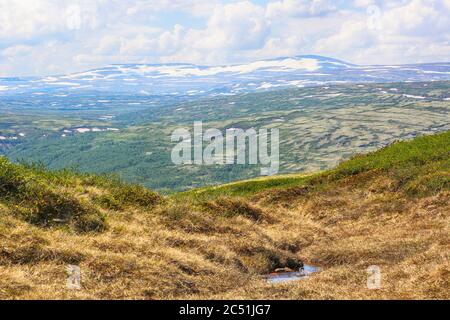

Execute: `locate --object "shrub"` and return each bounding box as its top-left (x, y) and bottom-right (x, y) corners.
top-left (95, 183), bottom-right (162, 210)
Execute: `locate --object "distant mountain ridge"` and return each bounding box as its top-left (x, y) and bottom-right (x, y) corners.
top-left (1, 55), bottom-right (449, 97)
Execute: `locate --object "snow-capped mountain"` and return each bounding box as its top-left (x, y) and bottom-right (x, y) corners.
top-left (1, 55), bottom-right (449, 97)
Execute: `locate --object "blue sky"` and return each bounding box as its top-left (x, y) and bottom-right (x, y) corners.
top-left (0, 0), bottom-right (449, 76)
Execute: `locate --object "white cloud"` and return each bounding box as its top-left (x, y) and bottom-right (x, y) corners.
top-left (314, 0), bottom-right (450, 64)
top-left (118, 24), bottom-right (186, 56)
top-left (1, 45), bottom-right (33, 57)
top-left (267, 0), bottom-right (337, 18)
top-left (186, 1), bottom-right (270, 51)
top-left (380, 0), bottom-right (450, 37)
top-left (0, 0), bottom-right (448, 76)
top-left (0, 0), bottom-right (101, 43)
top-left (126, 0), bottom-right (220, 17)
top-left (88, 1), bottom-right (271, 66)
top-left (315, 17), bottom-right (377, 53)
top-left (353, 0), bottom-right (376, 8)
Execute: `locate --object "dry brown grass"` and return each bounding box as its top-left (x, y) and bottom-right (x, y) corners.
top-left (0, 175), bottom-right (448, 300)
top-left (0, 132), bottom-right (449, 300)
top-left (227, 188), bottom-right (449, 300)
top-left (0, 191), bottom-right (303, 299)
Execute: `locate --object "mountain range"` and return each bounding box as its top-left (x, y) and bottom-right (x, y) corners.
top-left (1, 55), bottom-right (450, 97)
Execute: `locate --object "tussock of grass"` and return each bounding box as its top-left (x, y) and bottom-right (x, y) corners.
top-left (203, 197), bottom-right (264, 221)
top-left (94, 182), bottom-right (161, 211)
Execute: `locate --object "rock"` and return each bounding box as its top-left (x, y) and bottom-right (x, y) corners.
top-left (286, 258), bottom-right (304, 270)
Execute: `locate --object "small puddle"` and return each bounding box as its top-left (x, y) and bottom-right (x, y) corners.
top-left (265, 265), bottom-right (321, 284)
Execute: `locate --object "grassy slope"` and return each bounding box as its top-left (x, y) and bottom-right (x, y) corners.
top-left (0, 131), bottom-right (449, 299)
top-left (182, 131), bottom-right (450, 200)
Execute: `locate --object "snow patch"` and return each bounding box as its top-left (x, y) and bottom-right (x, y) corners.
top-left (135, 58), bottom-right (320, 77)
top-left (403, 94), bottom-right (426, 99)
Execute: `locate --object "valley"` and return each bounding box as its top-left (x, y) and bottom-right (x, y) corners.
top-left (2, 80), bottom-right (449, 192)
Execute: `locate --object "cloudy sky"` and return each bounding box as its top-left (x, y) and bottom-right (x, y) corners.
top-left (0, 0), bottom-right (449, 76)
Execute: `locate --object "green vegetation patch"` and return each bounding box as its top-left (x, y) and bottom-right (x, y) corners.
top-left (0, 157), bottom-right (106, 232)
top-left (329, 131), bottom-right (450, 196)
top-left (0, 156), bottom-right (162, 231)
top-left (93, 181), bottom-right (162, 211)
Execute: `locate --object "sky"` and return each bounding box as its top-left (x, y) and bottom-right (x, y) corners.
top-left (0, 0), bottom-right (449, 76)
